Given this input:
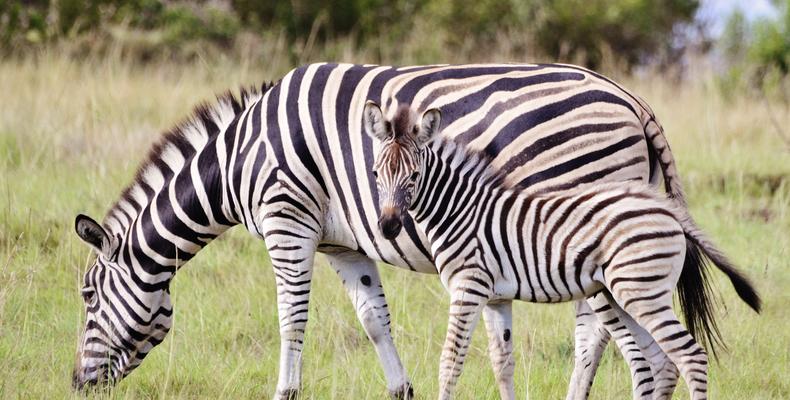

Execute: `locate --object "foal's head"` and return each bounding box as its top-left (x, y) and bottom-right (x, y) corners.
top-left (363, 102), bottom-right (441, 239)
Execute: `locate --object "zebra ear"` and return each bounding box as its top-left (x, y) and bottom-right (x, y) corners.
top-left (363, 101), bottom-right (389, 141)
top-left (417, 108), bottom-right (442, 146)
top-left (75, 214), bottom-right (113, 258)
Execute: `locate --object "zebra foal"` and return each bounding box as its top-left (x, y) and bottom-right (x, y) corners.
top-left (364, 102), bottom-right (761, 400)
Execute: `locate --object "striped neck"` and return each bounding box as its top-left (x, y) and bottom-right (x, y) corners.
top-left (102, 88), bottom-right (266, 282)
top-left (411, 139), bottom-right (505, 240)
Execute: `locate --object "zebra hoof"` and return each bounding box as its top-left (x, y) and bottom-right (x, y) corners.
top-left (390, 382), bottom-right (414, 400)
top-left (275, 388), bottom-right (299, 400)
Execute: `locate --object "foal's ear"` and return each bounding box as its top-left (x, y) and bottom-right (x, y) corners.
top-left (74, 214), bottom-right (113, 259)
top-left (363, 101), bottom-right (388, 141)
top-left (416, 108), bottom-right (442, 146)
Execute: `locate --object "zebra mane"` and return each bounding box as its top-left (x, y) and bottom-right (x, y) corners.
top-left (384, 103), bottom-right (508, 190)
top-left (430, 136), bottom-right (508, 189)
top-left (102, 82), bottom-right (274, 234)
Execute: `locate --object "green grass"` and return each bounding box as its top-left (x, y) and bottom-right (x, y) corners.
top-left (0, 54), bottom-right (788, 399)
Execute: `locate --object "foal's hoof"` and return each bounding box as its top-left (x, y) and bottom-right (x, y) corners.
top-left (275, 388), bottom-right (299, 400)
top-left (390, 382), bottom-right (414, 400)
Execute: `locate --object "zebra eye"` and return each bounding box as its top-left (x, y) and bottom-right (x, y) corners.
top-left (372, 170), bottom-right (378, 178)
top-left (409, 171), bottom-right (419, 182)
top-left (81, 288), bottom-right (96, 305)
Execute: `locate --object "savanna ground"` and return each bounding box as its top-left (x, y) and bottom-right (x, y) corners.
top-left (0, 52), bottom-right (788, 399)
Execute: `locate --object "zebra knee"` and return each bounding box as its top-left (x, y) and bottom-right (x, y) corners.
top-left (279, 325), bottom-right (306, 345)
top-left (359, 306), bottom-right (391, 345)
top-left (276, 293), bottom-right (311, 338)
top-left (653, 362), bottom-right (679, 399)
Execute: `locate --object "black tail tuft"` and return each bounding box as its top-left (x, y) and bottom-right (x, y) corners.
top-left (677, 242), bottom-right (724, 358)
top-left (708, 251), bottom-right (762, 314)
top-left (678, 236), bottom-right (762, 359)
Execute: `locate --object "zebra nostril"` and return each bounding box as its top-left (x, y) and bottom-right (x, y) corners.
top-left (379, 217), bottom-right (403, 239)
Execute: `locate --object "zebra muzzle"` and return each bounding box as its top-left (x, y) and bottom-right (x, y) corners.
top-left (379, 213), bottom-right (403, 240)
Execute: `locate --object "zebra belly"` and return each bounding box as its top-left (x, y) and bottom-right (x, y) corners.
top-left (513, 261), bottom-right (606, 304)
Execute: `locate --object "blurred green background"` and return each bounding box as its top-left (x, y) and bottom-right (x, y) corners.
top-left (1, 1), bottom-right (788, 80)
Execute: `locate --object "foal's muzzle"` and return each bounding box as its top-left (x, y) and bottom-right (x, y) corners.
top-left (379, 212), bottom-right (403, 240)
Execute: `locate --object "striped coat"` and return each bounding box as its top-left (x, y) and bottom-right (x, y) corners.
top-left (74, 63), bottom-right (685, 399)
top-left (365, 109), bottom-right (760, 400)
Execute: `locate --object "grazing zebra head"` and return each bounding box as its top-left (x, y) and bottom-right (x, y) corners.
top-left (363, 101), bottom-right (441, 239)
top-left (68, 87), bottom-right (260, 390)
top-left (72, 215), bottom-right (173, 389)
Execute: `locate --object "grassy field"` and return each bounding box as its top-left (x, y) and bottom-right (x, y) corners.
top-left (0, 54), bottom-right (788, 399)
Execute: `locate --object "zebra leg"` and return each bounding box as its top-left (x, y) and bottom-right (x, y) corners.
top-left (262, 221), bottom-right (320, 400)
top-left (586, 293), bottom-right (658, 400)
top-left (325, 251), bottom-right (413, 399)
top-left (439, 289), bottom-right (487, 400)
top-left (652, 357), bottom-right (680, 400)
top-left (482, 301), bottom-right (515, 400)
top-left (601, 293), bottom-right (680, 399)
top-left (610, 290), bottom-right (708, 400)
top-left (566, 299), bottom-right (610, 400)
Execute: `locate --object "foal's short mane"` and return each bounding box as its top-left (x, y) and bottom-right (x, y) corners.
top-left (430, 137), bottom-right (509, 190)
top-left (391, 104), bottom-right (415, 139)
top-left (384, 103), bottom-right (509, 190)
top-left (104, 82), bottom-right (275, 229)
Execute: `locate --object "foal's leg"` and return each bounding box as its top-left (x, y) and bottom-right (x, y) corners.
top-left (439, 289), bottom-right (488, 400)
top-left (566, 298), bottom-right (611, 400)
top-left (602, 293), bottom-right (680, 399)
top-left (607, 280), bottom-right (708, 399)
top-left (482, 301), bottom-right (515, 400)
top-left (569, 292), bottom-right (661, 400)
top-left (590, 293), bottom-right (663, 399)
top-left (569, 293), bottom-right (660, 400)
top-left (326, 251), bottom-right (412, 399)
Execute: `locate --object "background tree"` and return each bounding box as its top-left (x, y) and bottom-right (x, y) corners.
top-left (0, 0), bottom-right (704, 70)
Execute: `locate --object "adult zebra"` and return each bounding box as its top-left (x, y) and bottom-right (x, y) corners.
top-left (362, 104), bottom-right (760, 400)
top-left (72, 63), bottom-right (683, 399)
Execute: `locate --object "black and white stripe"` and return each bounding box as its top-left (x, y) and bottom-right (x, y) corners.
top-left (74, 63), bottom-right (691, 398)
top-left (365, 111), bottom-right (760, 399)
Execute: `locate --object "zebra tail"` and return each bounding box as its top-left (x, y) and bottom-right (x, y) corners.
top-left (643, 103), bottom-right (761, 354)
top-left (644, 115), bottom-right (688, 208)
top-left (675, 211), bottom-right (762, 358)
